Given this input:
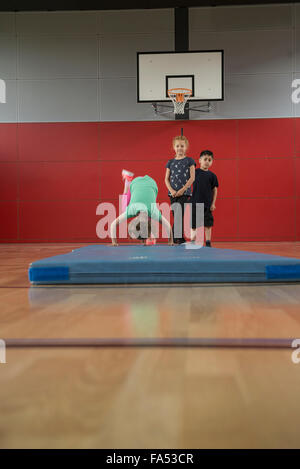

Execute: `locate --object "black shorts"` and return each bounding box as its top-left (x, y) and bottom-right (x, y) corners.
top-left (191, 204), bottom-right (214, 229)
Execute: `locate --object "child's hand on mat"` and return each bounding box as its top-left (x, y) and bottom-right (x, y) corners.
top-left (168, 240), bottom-right (175, 246)
top-left (210, 203), bottom-right (216, 211)
top-left (111, 241), bottom-right (118, 246)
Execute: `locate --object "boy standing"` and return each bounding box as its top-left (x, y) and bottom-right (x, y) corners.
top-left (191, 150), bottom-right (218, 247)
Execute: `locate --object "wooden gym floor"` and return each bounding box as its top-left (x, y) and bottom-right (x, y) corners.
top-left (0, 242), bottom-right (300, 449)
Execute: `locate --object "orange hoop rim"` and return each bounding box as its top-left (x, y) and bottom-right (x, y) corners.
top-left (168, 88), bottom-right (193, 102)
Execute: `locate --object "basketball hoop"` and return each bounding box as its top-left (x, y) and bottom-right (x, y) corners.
top-left (168, 88), bottom-right (192, 115)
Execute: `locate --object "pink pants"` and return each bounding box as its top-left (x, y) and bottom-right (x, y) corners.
top-left (121, 190), bottom-right (131, 213)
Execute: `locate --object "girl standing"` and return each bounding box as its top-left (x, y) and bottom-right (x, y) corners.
top-left (165, 136), bottom-right (195, 244)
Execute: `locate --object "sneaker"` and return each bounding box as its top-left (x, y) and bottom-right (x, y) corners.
top-left (122, 169), bottom-right (134, 181)
top-left (146, 238), bottom-right (156, 245)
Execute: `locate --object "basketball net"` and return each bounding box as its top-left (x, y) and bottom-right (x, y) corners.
top-left (168, 88), bottom-right (192, 115)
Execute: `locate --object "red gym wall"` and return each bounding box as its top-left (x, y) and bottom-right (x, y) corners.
top-left (0, 117), bottom-right (299, 243)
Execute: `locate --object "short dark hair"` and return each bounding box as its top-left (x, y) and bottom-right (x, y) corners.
top-left (200, 150), bottom-right (214, 159)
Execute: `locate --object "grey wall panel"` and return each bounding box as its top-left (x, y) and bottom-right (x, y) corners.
top-left (187, 4), bottom-right (295, 121)
top-left (189, 4), bottom-right (293, 32)
top-left (295, 29), bottom-right (300, 72)
top-left (19, 36), bottom-right (98, 79)
top-left (190, 29), bottom-right (293, 75)
top-left (0, 36), bottom-right (17, 79)
top-left (188, 103), bottom-right (219, 120)
top-left (16, 11), bottom-right (99, 35)
top-left (99, 9), bottom-right (173, 34)
top-left (99, 33), bottom-right (174, 78)
top-left (100, 78), bottom-right (165, 121)
top-left (0, 13), bottom-right (15, 35)
top-left (0, 7), bottom-right (297, 123)
top-left (18, 79), bottom-right (99, 122)
top-left (294, 101), bottom-right (300, 117)
top-left (0, 80), bottom-right (17, 122)
top-left (210, 74), bottom-right (293, 119)
top-left (295, 4), bottom-right (300, 29)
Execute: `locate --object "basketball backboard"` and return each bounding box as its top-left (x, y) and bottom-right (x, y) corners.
top-left (137, 50), bottom-right (224, 103)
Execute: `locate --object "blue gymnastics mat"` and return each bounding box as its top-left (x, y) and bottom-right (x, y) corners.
top-left (28, 244), bottom-right (300, 284)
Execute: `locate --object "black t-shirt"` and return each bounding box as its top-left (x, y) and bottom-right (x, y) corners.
top-left (166, 156), bottom-right (196, 196)
top-left (191, 168), bottom-right (219, 208)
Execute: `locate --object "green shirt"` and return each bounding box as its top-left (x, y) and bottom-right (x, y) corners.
top-left (125, 175), bottom-right (162, 221)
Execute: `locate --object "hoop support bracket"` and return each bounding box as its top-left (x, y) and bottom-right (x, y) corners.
top-left (152, 101), bottom-right (212, 116)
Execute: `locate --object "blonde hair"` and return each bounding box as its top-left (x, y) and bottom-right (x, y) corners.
top-left (172, 135), bottom-right (189, 149)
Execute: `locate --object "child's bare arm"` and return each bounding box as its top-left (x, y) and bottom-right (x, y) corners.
top-left (165, 168), bottom-right (177, 197)
top-left (211, 187), bottom-right (218, 211)
top-left (110, 212), bottom-right (127, 245)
